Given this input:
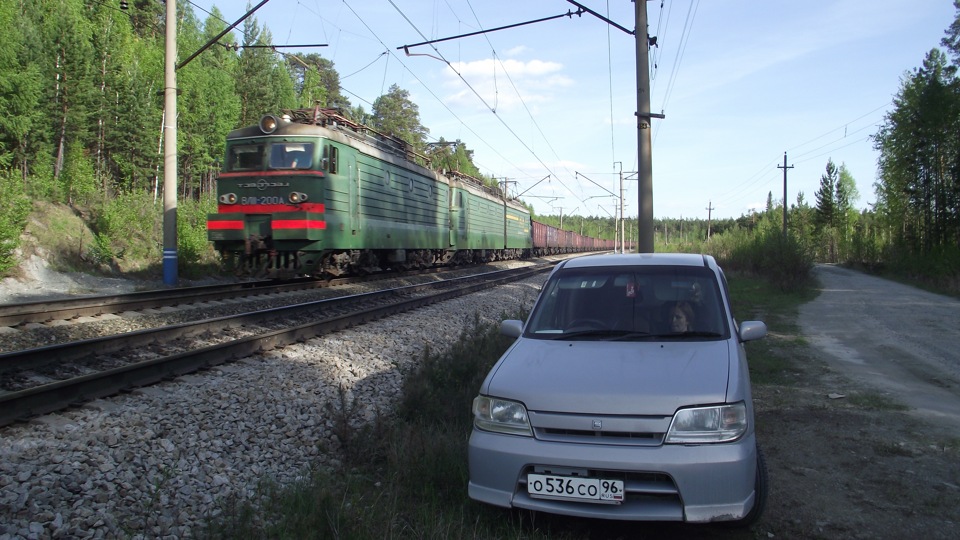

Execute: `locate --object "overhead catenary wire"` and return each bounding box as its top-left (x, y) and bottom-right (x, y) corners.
top-left (463, 0), bottom-right (584, 194)
top-left (339, 0), bottom-right (532, 186)
top-left (652, 0), bottom-right (699, 148)
top-left (386, 0), bottom-right (583, 205)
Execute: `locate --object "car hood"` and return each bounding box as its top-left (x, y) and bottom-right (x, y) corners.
top-left (484, 338), bottom-right (733, 415)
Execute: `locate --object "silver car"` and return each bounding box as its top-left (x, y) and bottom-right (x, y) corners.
top-left (468, 253), bottom-right (768, 526)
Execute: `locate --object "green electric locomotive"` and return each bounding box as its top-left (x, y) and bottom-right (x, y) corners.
top-left (207, 106), bottom-right (532, 278)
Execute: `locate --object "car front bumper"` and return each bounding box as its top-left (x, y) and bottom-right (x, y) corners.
top-left (468, 428), bottom-right (758, 523)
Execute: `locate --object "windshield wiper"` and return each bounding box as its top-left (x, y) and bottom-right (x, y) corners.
top-left (548, 329), bottom-right (625, 340)
top-left (645, 331), bottom-right (724, 339)
top-left (609, 331), bottom-right (655, 341)
top-left (678, 331), bottom-right (723, 338)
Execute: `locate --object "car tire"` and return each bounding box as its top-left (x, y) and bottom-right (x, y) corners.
top-left (723, 443), bottom-right (768, 528)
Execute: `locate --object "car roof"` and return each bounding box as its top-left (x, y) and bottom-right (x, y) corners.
top-left (559, 252), bottom-right (714, 270)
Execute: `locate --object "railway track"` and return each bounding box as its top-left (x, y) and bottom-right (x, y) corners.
top-left (0, 266), bottom-right (463, 328)
top-left (0, 264), bottom-right (551, 427)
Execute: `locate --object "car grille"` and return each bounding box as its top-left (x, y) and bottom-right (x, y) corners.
top-left (528, 411), bottom-right (671, 447)
top-left (535, 427), bottom-right (665, 445)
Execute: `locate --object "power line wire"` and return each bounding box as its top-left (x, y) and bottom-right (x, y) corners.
top-left (340, 0), bottom-right (530, 185)
top-left (385, 0), bottom-right (582, 204)
top-left (463, 0), bottom-right (582, 190)
top-left (653, 0), bottom-right (699, 147)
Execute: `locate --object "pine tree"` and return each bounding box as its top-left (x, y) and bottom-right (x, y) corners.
top-left (371, 84), bottom-right (429, 152)
top-left (0, 0), bottom-right (43, 175)
top-left (814, 160), bottom-right (838, 231)
top-left (287, 53), bottom-right (347, 110)
top-left (235, 16), bottom-right (295, 126)
top-left (875, 48), bottom-right (960, 253)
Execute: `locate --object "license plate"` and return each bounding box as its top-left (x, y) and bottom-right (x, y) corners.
top-left (527, 473), bottom-right (624, 504)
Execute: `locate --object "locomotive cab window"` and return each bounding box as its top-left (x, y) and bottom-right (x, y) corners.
top-left (269, 143), bottom-right (314, 170)
top-left (227, 144), bottom-right (264, 171)
top-left (323, 145), bottom-right (339, 175)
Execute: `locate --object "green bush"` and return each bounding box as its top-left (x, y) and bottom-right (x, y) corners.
top-left (60, 141), bottom-right (99, 205)
top-left (0, 171), bottom-right (32, 275)
top-left (94, 191), bottom-right (162, 264)
top-left (706, 225), bottom-right (813, 292)
top-left (879, 243), bottom-right (960, 295)
top-left (23, 160), bottom-right (58, 202)
top-left (86, 232), bottom-right (115, 266)
top-left (176, 193), bottom-right (218, 269)
top-left (87, 190), bottom-right (219, 276)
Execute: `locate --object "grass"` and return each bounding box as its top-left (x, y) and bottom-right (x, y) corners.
top-left (847, 391), bottom-right (909, 411)
top-left (726, 272), bottom-right (817, 386)
top-left (199, 275), bottom-right (818, 539)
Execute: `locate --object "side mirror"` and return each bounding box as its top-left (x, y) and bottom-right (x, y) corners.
top-left (739, 321), bottom-right (767, 342)
top-left (500, 319), bottom-right (523, 339)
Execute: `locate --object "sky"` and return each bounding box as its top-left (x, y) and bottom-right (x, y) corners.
top-left (185, 0), bottom-right (958, 221)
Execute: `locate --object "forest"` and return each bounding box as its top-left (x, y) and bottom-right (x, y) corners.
top-left (0, 0), bottom-right (959, 291)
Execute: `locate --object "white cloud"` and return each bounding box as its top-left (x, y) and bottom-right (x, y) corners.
top-left (441, 57), bottom-right (573, 111)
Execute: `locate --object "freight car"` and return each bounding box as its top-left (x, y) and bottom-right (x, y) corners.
top-left (206, 106), bottom-right (614, 278)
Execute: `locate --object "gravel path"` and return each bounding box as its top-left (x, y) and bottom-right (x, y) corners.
top-left (798, 264), bottom-right (960, 428)
top-left (0, 275), bottom-right (542, 539)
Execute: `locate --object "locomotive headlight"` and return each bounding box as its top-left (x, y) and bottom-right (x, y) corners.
top-left (259, 115), bottom-right (280, 134)
top-left (219, 193), bottom-right (238, 204)
top-left (288, 191), bottom-right (308, 204)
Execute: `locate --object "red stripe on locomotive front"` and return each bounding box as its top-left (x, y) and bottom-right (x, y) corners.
top-left (207, 221), bottom-right (245, 230)
top-left (217, 203), bottom-right (325, 213)
top-left (218, 170), bottom-right (326, 178)
top-left (272, 220), bottom-right (326, 230)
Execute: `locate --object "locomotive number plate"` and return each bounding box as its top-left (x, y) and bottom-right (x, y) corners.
top-left (240, 196), bottom-right (285, 205)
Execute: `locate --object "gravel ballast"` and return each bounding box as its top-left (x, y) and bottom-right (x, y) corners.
top-left (0, 276), bottom-right (542, 539)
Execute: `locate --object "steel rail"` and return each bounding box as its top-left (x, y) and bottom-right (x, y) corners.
top-left (0, 265), bottom-right (550, 427)
top-left (0, 279), bottom-right (291, 326)
top-left (0, 265), bottom-right (461, 327)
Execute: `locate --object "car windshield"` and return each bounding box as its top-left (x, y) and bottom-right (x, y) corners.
top-left (525, 265), bottom-right (729, 341)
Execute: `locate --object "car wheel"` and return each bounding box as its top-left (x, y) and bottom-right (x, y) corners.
top-left (723, 443), bottom-right (768, 528)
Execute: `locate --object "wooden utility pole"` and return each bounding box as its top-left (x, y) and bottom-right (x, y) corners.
top-left (777, 152), bottom-right (794, 236)
top-left (705, 201), bottom-right (714, 240)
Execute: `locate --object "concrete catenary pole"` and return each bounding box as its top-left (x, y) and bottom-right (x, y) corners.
top-left (636, 1), bottom-right (656, 253)
top-left (163, 0), bottom-right (178, 285)
top-left (619, 166), bottom-right (626, 253)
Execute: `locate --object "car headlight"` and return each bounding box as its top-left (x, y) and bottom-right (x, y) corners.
top-left (665, 402), bottom-right (747, 444)
top-left (472, 396), bottom-right (532, 436)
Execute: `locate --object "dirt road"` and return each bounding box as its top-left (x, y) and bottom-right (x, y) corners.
top-left (798, 264), bottom-right (960, 428)
top-left (750, 264), bottom-right (960, 539)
